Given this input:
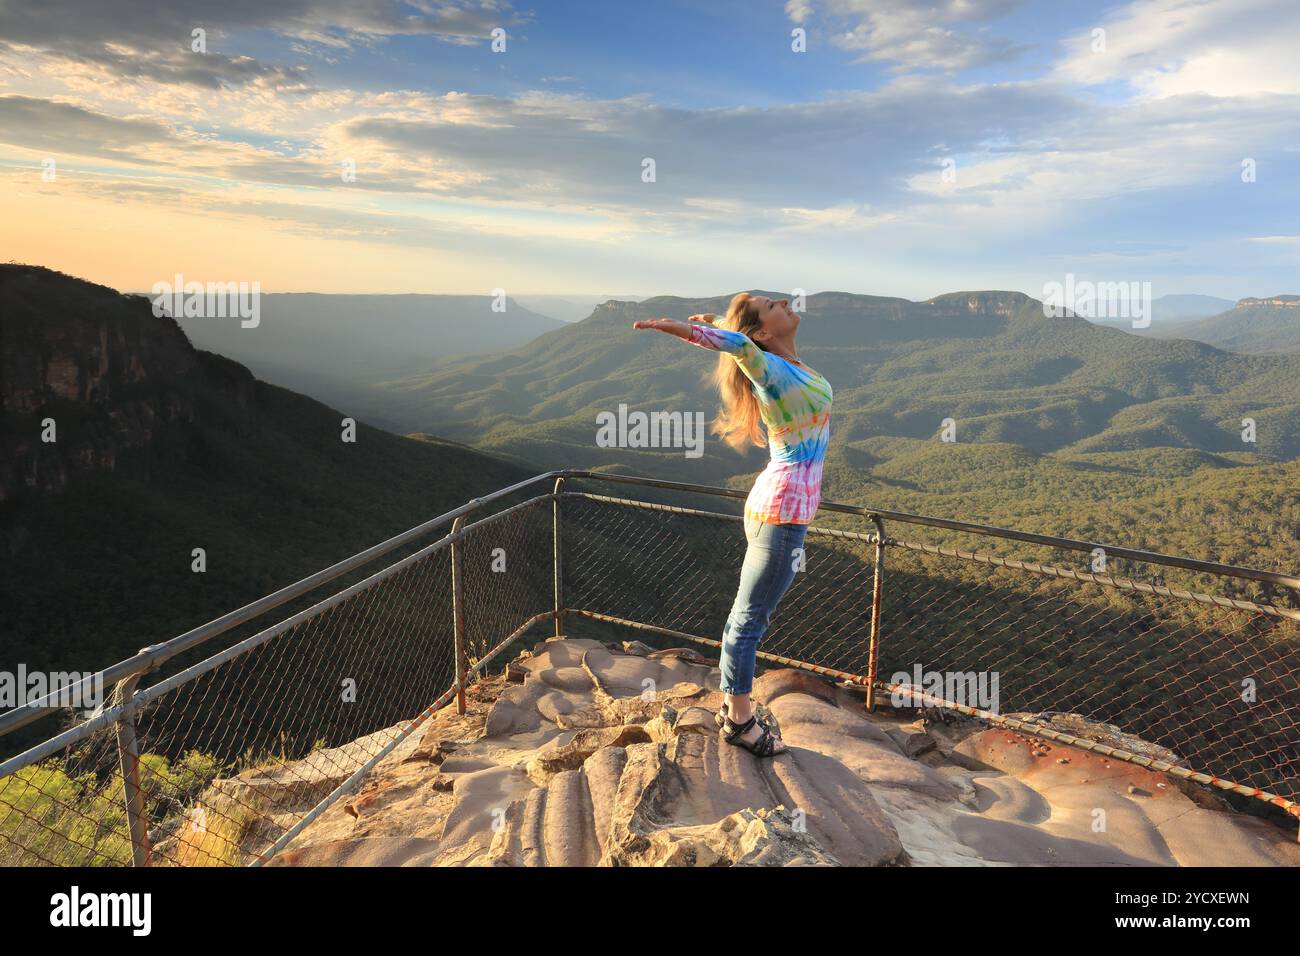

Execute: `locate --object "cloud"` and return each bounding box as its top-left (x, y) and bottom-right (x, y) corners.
top-left (791, 0), bottom-right (1027, 72)
top-left (0, 0), bottom-right (515, 46)
top-left (785, 0), bottom-right (815, 23)
top-left (0, 1), bottom-right (521, 90)
top-left (3, 0), bottom-right (1297, 297)
top-left (1055, 0), bottom-right (1300, 97)
top-left (6, 64), bottom-right (1296, 253)
top-left (0, 95), bottom-right (173, 156)
top-left (332, 80), bottom-right (1076, 217)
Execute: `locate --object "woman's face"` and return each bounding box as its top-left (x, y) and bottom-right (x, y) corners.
top-left (752, 296), bottom-right (800, 341)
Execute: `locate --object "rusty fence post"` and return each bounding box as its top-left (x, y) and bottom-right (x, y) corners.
top-left (450, 513), bottom-right (469, 715)
top-left (553, 477), bottom-right (567, 638)
top-left (111, 672), bottom-right (151, 866)
top-left (865, 515), bottom-right (886, 713)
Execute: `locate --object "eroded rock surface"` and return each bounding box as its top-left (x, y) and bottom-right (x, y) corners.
top-left (267, 638), bottom-right (1300, 867)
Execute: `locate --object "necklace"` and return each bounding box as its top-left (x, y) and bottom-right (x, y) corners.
top-left (783, 352), bottom-right (822, 378)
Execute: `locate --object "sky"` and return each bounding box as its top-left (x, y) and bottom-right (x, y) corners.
top-left (1, 0), bottom-right (1298, 299)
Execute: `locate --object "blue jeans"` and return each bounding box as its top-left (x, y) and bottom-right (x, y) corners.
top-left (718, 515), bottom-right (809, 695)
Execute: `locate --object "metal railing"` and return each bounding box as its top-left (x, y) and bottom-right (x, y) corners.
top-left (2, 469), bottom-right (1298, 866)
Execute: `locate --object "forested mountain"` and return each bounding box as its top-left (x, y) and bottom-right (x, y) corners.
top-left (371, 289), bottom-right (1300, 466)
top-left (0, 266), bottom-right (532, 694)
top-left (1144, 296), bottom-right (1300, 354)
top-left (174, 293), bottom-right (565, 430)
top-left (1088, 293), bottom-right (1236, 332)
top-left (6, 268), bottom-right (1298, 690)
top-left (355, 289), bottom-right (1300, 582)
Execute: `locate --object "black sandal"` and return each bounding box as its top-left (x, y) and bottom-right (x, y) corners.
top-left (720, 714), bottom-right (786, 757)
top-left (715, 700), bottom-right (774, 731)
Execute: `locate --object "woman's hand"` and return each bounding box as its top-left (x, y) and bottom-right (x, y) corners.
top-left (631, 317), bottom-right (678, 331)
top-left (631, 314), bottom-right (717, 339)
top-left (687, 313), bottom-right (717, 325)
top-left (631, 316), bottom-right (695, 339)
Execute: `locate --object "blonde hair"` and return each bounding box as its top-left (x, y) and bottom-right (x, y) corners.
top-left (707, 292), bottom-right (768, 451)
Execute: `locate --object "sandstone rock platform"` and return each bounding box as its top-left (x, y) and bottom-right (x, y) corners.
top-left (266, 638), bottom-right (1300, 867)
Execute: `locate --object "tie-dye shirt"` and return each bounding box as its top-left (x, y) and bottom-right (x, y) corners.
top-left (686, 322), bottom-right (832, 525)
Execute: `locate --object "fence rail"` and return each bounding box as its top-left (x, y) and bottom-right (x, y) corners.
top-left (3, 469), bottom-right (1298, 866)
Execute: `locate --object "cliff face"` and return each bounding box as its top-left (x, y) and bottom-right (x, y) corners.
top-left (1238, 296), bottom-right (1300, 308)
top-left (923, 290), bottom-right (1035, 317)
top-left (0, 265), bottom-right (255, 502)
top-left (1151, 293), bottom-right (1300, 354)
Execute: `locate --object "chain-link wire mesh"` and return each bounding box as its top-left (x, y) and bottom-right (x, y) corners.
top-left (561, 492), bottom-right (880, 676)
top-left (0, 720), bottom-right (134, 866)
top-left (0, 495), bottom-right (555, 867)
top-left (4, 481), bottom-right (1298, 867)
top-left (878, 537), bottom-right (1300, 805)
top-left (561, 493), bottom-right (748, 640)
top-left (133, 542), bottom-right (458, 866)
top-left (561, 491), bottom-right (1300, 812)
top-left (459, 498), bottom-right (556, 668)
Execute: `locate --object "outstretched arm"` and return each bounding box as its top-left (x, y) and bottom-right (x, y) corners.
top-left (631, 314), bottom-right (770, 387)
top-left (629, 315), bottom-right (697, 341)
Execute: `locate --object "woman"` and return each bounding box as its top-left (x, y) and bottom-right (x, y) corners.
top-left (632, 292), bottom-right (832, 757)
